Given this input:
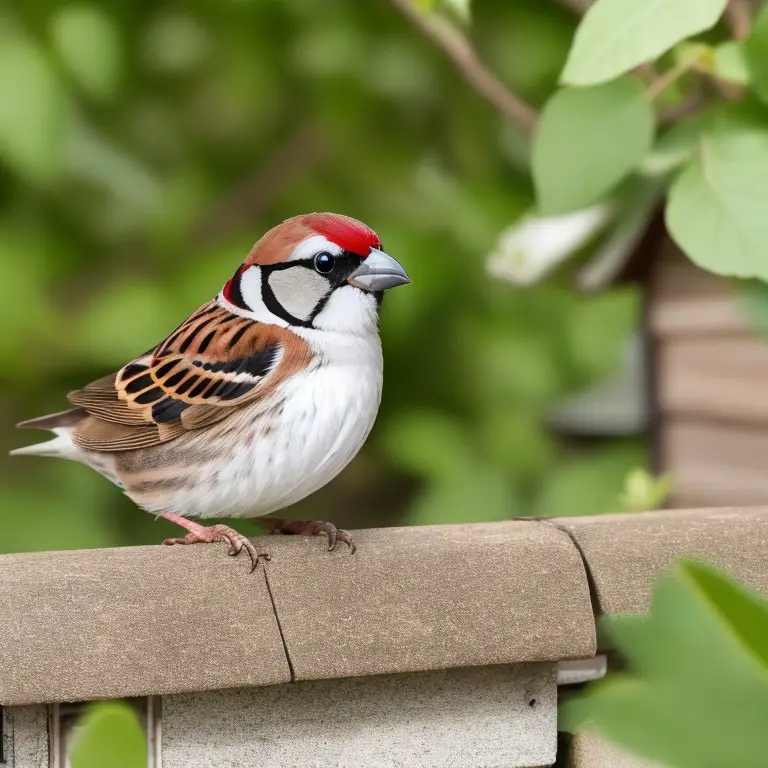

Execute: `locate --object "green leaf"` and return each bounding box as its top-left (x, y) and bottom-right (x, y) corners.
top-left (51, 5), bottom-right (122, 99)
top-left (0, 32), bottom-right (69, 183)
top-left (745, 6), bottom-right (768, 104)
top-left (666, 118), bottom-right (768, 280)
top-left (439, 0), bottom-right (471, 24)
top-left (714, 41), bottom-right (749, 86)
top-left (69, 701), bottom-right (146, 768)
top-left (561, 0), bottom-right (728, 86)
top-left (532, 77), bottom-right (654, 214)
top-left (561, 561), bottom-right (768, 768)
top-left (639, 110), bottom-right (714, 177)
top-left (615, 468), bottom-right (673, 513)
top-left (686, 561), bottom-right (768, 670)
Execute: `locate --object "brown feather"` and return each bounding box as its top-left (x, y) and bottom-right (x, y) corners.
top-left (81, 373), bottom-right (119, 392)
top-left (157, 421), bottom-right (187, 441)
top-left (61, 300), bottom-right (313, 452)
top-left (178, 404), bottom-right (232, 431)
top-left (242, 219), bottom-right (317, 267)
top-left (67, 392), bottom-right (148, 426)
top-left (73, 417), bottom-right (162, 451)
top-left (17, 408), bottom-right (88, 430)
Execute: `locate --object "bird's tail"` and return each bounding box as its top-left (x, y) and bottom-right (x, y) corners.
top-left (11, 409), bottom-right (86, 459)
top-left (10, 433), bottom-right (74, 458)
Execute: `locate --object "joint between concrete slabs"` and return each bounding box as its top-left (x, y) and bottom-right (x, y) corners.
top-left (545, 521), bottom-right (601, 619)
top-left (260, 566), bottom-right (296, 682)
top-left (517, 518), bottom-right (601, 624)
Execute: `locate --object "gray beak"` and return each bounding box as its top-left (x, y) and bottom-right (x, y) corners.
top-left (347, 248), bottom-right (411, 292)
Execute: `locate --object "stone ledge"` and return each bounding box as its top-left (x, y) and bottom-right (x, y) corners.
top-left (262, 522), bottom-right (594, 681)
top-left (552, 507), bottom-right (768, 614)
top-left (2, 508), bottom-right (767, 706)
top-left (0, 521), bottom-right (594, 706)
top-left (569, 733), bottom-right (661, 768)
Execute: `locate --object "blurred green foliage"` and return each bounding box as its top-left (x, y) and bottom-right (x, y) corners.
top-left (0, 0), bottom-right (648, 552)
top-left (3, 1), bottom-right (768, 765)
top-left (69, 701), bottom-right (146, 768)
top-left (562, 560), bottom-right (768, 768)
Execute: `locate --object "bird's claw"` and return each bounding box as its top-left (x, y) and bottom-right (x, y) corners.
top-left (265, 518), bottom-right (356, 554)
top-left (163, 523), bottom-right (269, 572)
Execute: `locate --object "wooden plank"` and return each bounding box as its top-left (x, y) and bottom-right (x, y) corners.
top-left (649, 296), bottom-right (749, 337)
top-left (649, 240), bottom-right (749, 336)
top-left (661, 420), bottom-right (768, 507)
top-left (657, 337), bottom-right (768, 424)
top-left (651, 239), bottom-right (732, 299)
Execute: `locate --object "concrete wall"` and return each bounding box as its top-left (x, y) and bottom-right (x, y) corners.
top-left (1, 706), bottom-right (48, 768)
top-left (161, 664), bottom-right (556, 768)
top-left (569, 733), bottom-right (662, 768)
top-left (2, 664), bottom-right (558, 767)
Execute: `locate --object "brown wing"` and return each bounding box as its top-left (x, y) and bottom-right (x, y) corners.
top-left (68, 301), bottom-right (313, 452)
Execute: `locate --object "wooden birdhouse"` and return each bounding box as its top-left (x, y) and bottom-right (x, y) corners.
top-left (648, 238), bottom-right (768, 508)
top-left (545, 215), bottom-right (768, 511)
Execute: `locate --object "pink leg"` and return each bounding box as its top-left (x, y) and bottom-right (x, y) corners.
top-left (159, 512), bottom-right (268, 573)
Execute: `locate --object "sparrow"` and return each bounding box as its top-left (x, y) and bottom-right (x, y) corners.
top-left (12, 213), bottom-right (410, 570)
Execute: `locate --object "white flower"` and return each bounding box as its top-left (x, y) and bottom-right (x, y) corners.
top-left (487, 204), bottom-right (612, 286)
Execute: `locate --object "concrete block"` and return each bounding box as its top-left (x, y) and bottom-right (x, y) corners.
top-left (569, 732), bottom-right (662, 768)
top-left (162, 664), bottom-right (557, 768)
top-left (1, 707), bottom-right (48, 768)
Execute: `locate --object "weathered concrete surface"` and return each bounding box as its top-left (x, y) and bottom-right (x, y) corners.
top-left (162, 664), bottom-right (557, 768)
top-left (2, 706), bottom-right (48, 768)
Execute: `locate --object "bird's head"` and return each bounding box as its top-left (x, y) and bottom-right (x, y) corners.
top-left (219, 213), bottom-right (410, 333)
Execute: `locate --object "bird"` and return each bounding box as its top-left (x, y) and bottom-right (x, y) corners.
top-left (12, 213), bottom-right (411, 570)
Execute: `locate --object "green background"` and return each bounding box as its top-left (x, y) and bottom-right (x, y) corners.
top-left (0, 0), bottom-right (644, 553)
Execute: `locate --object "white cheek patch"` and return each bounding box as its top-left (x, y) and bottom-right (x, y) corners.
top-left (240, 266), bottom-right (264, 312)
top-left (225, 266), bottom-right (288, 326)
top-left (268, 268), bottom-right (331, 322)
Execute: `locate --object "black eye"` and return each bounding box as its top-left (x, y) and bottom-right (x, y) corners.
top-left (314, 251), bottom-right (335, 274)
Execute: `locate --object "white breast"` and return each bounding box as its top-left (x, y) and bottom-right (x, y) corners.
top-left (187, 329), bottom-right (383, 520)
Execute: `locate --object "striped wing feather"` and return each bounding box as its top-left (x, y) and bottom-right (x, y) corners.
top-left (67, 301), bottom-right (312, 451)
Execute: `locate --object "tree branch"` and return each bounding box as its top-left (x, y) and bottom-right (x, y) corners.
top-left (389, 0), bottom-right (539, 133)
top-left (724, 0), bottom-right (753, 40)
top-left (645, 59), bottom-right (698, 102)
top-left (657, 90), bottom-right (707, 123)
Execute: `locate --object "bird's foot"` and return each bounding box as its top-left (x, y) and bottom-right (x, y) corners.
top-left (159, 513), bottom-right (268, 572)
top-left (261, 518), bottom-right (356, 554)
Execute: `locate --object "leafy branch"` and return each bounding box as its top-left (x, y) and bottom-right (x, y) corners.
top-left (389, 0), bottom-right (539, 132)
top-left (527, 0), bottom-right (768, 286)
top-left (644, 56), bottom-right (702, 102)
top-left (724, 0), bottom-right (754, 40)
